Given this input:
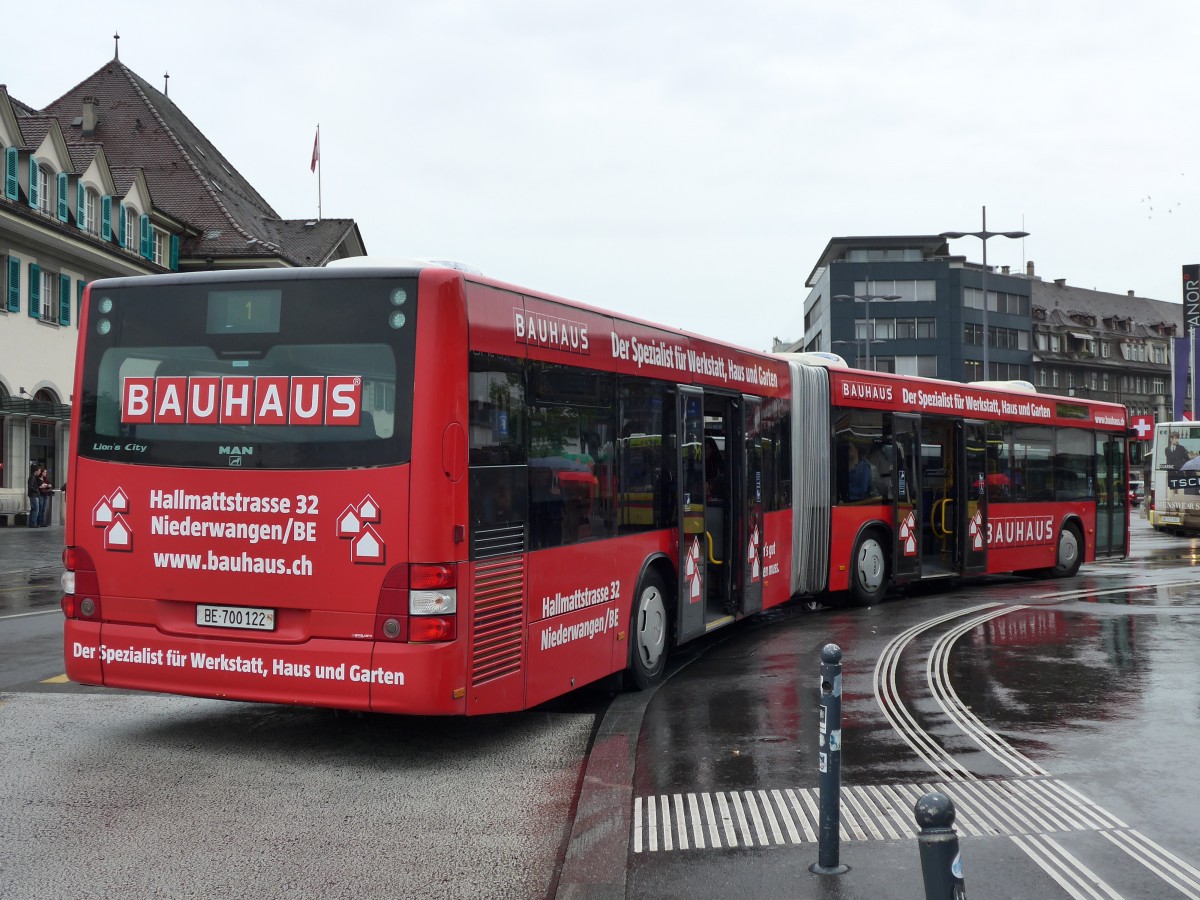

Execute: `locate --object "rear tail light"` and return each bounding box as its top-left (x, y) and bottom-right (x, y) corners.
top-left (409, 563), bottom-right (457, 643)
top-left (61, 546), bottom-right (102, 620)
top-left (372, 563), bottom-right (458, 643)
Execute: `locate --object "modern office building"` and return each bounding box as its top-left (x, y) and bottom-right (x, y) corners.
top-left (786, 235), bottom-right (1180, 426)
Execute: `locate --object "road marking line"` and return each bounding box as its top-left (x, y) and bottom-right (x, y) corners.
top-left (1102, 830), bottom-right (1200, 897)
top-left (687, 793), bottom-right (704, 850)
top-left (0, 609), bottom-right (59, 620)
top-left (41, 674), bottom-right (70, 684)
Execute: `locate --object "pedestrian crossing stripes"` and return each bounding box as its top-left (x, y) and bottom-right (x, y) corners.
top-left (632, 778), bottom-right (1128, 854)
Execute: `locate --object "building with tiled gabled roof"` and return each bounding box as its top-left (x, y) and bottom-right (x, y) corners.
top-left (0, 53), bottom-right (367, 523)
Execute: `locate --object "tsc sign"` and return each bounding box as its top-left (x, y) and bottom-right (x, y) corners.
top-left (121, 376), bottom-right (362, 426)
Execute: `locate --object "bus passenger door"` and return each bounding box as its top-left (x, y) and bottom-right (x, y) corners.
top-left (959, 421), bottom-right (988, 575)
top-left (892, 413), bottom-right (921, 584)
top-left (741, 396), bottom-right (764, 616)
top-left (676, 387), bottom-right (707, 643)
top-left (1095, 432), bottom-right (1128, 557)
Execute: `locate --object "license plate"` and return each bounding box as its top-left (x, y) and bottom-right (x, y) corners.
top-left (1160, 516), bottom-right (1182, 525)
top-left (196, 604), bottom-right (276, 631)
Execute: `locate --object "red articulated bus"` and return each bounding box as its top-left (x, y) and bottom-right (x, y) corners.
top-left (61, 261), bottom-right (1129, 714)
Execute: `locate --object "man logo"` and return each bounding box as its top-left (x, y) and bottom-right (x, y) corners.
top-left (219, 446), bottom-right (254, 455)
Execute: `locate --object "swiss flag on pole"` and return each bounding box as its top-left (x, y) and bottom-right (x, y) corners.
top-left (1131, 414), bottom-right (1154, 441)
top-left (310, 126), bottom-right (320, 173)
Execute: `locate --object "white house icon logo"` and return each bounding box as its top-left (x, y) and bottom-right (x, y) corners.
top-left (93, 488), bottom-right (133, 552)
top-left (336, 495), bottom-right (385, 564)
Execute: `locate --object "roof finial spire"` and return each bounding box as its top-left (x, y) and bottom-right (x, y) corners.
top-left (113, 30), bottom-right (120, 59)
top-left (164, 71), bottom-right (170, 97)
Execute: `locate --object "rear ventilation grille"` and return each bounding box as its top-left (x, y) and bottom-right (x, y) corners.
top-left (472, 522), bottom-right (525, 560)
top-left (471, 556), bottom-right (524, 685)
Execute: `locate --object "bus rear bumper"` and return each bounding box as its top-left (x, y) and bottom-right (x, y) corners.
top-left (63, 621), bottom-right (469, 715)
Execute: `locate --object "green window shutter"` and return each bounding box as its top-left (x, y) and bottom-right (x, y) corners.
top-left (76, 279), bottom-right (86, 327)
top-left (169, 234), bottom-right (180, 271)
top-left (27, 157), bottom-right (38, 209)
top-left (101, 195), bottom-right (113, 241)
top-left (139, 213), bottom-right (151, 259)
top-left (117, 202), bottom-right (127, 248)
top-left (6, 257), bottom-right (18, 312)
top-left (57, 173), bottom-right (69, 222)
top-left (28, 263), bottom-right (41, 317)
top-left (4, 148), bottom-right (17, 201)
top-left (76, 182), bottom-right (86, 228)
top-left (59, 274), bottom-right (71, 325)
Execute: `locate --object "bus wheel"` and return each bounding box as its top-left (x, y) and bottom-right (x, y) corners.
top-left (1050, 524), bottom-right (1083, 578)
top-left (849, 530), bottom-right (888, 606)
top-left (627, 571), bottom-right (670, 690)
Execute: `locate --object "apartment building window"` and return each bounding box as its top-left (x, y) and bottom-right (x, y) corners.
top-left (36, 166), bottom-right (51, 214)
top-left (964, 288), bottom-right (1029, 315)
top-left (1154, 345), bottom-right (1167, 364)
top-left (964, 323), bottom-right (983, 345)
top-left (1037, 369), bottom-right (1048, 387)
top-left (1154, 378), bottom-right (1165, 394)
top-left (989, 362), bottom-right (1026, 381)
top-left (854, 279), bottom-right (935, 302)
top-left (1100, 341), bottom-right (1111, 358)
top-left (153, 229), bottom-right (166, 266)
top-left (964, 360), bottom-right (982, 381)
top-left (1102, 373), bottom-right (1110, 391)
top-left (1052, 369), bottom-right (1060, 387)
top-left (894, 355), bottom-right (937, 377)
top-left (84, 189), bottom-right (98, 234)
top-left (122, 204), bottom-right (138, 250)
top-left (989, 327), bottom-right (1029, 350)
top-left (39, 270), bottom-right (55, 322)
top-left (891, 317), bottom-right (937, 339)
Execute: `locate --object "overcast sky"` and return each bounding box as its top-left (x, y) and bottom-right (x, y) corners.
top-left (7, 1), bottom-right (1196, 350)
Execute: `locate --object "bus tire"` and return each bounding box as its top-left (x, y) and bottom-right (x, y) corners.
top-left (1049, 523), bottom-right (1083, 578)
top-left (627, 570), bottom-right (671, 691)
top-left (849, 529), bottom-right (889, 606)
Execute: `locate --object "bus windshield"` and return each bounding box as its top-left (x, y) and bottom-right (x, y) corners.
top-left (77, 275), bottom-right (416, 469)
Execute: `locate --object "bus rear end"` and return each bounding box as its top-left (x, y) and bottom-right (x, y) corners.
top-left (63, 266), bottom-right (474, 714)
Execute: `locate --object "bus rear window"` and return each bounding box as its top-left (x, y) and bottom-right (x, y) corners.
top-left (77, 276), bottom-right (416, 469)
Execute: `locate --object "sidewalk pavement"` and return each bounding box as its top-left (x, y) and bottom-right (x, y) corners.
top-left (0, 524), bottom-right (66, 576)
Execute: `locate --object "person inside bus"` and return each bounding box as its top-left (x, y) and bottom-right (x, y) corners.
top-left (1164, 431), bottom-right (1191, 469)
top-left (704, 437), bottom-right (727, 504)
top-left (847, 443), bottom-right (874, 501)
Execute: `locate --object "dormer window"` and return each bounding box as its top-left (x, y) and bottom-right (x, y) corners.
top-left (84, 188), bottom-right (99, 234)
top-left (121, 203), bottom-right (138, 251)
top-left (36, 165), bottom-right (51, 214)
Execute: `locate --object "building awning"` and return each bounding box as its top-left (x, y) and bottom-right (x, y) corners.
top-left (1069, 332), bottom-right (1094, 342)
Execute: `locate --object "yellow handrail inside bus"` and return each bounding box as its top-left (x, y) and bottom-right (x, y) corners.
top-left (707, 532), bottom-right (724, 565)
top-left (931, 498), bottom-right (955, 538)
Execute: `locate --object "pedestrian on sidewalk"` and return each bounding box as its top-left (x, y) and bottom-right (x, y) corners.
top-left (27, 463), bottom-right (43, 528)
top-left (38, 466), bottom-right (53, 527)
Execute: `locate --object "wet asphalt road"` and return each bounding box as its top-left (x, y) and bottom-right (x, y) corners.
top-left (4, 516), bottom-right (1200, 898)
top-left (620, 516), bottom-right (1200, 899)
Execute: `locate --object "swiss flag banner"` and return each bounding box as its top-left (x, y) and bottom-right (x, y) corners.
top-left (311, 126), bottom-right (320, 173)
top-left (1131, 414), bottom-right (1154, 441)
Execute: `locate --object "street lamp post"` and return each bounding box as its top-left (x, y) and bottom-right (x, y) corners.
top-left (832, 282), bottom-right (901, 371)
top-left (941, 206), bottom-right (1028, 380)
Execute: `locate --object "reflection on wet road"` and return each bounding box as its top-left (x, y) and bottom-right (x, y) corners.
top-left (628, 520), bottom-right (1200, 898)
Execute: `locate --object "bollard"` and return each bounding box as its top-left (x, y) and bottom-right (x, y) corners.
top-left (809, 643), bottom-right (848, 875)
top-left (915, 791), bottom-right (967, 899)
